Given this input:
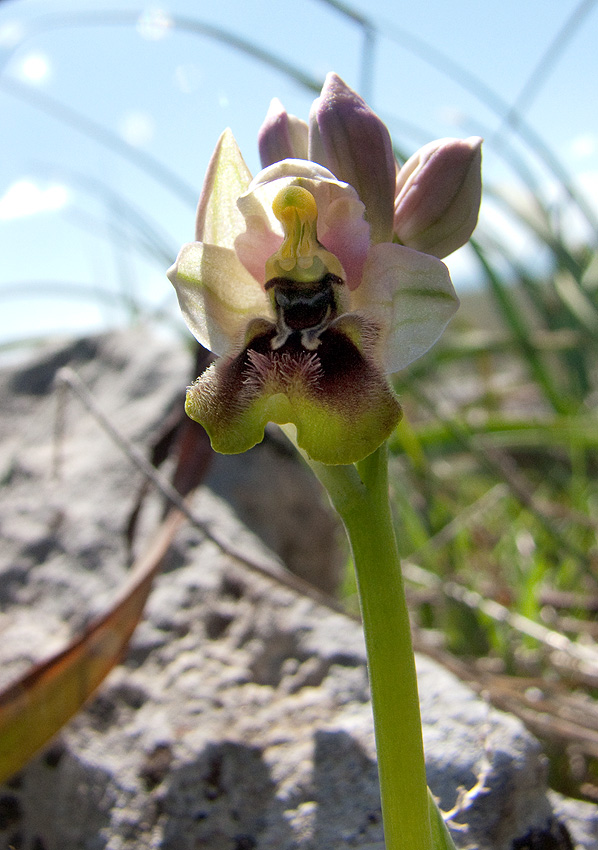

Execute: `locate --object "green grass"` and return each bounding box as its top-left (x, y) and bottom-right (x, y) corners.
top-left (381, 268), bottom-right (598, 800)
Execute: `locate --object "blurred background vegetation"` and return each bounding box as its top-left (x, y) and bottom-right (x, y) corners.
top-left (1, 0), bottom-right (597, 804)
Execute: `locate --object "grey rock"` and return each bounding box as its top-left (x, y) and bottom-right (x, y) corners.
top-left (205, 434), bottom-right (345, 595)
top-left (0, 329), bottom-right (595, 850)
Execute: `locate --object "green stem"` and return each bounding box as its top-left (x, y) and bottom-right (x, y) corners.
top-left (309, 443), bottom-right (435, 850)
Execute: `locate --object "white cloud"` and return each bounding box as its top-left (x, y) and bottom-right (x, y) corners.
top-left (119, 111), bottom-right (155, 147)
top-left (566, 169), bottom-right (598, 244)
top-left (0, 21), bottom-right (25, 48)
top-left (0, 180), bottom-right (69, 220)
top-left (137, 7), bottom-right (173, 40)
top-left (573, 169), bottom-right (598, 207)
top-left (16, 52), bottom-right (51, 84)
top-left (174, 63), bottom-right (203, 94)
top-left (569, 133), bottom-right (597, 160)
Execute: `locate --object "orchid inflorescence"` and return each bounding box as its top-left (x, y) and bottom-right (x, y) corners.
top-left (168, 73), bottom-right (481, 467)
top-left (168, 73), bottom-right (483, 850)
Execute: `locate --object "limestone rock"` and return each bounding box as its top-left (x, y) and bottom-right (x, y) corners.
top-left (0, 329), bottom-right (595, 850)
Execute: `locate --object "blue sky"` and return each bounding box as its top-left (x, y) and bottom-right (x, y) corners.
top-left (1, 0), bottom-right (597, 347)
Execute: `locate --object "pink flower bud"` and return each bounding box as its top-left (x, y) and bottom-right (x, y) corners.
top-left (258, 98), bottom-right (308, 168)
top-left (309, 73), bottom-right (396, 244)
top-left (394, 137), bottom-right (482, 258)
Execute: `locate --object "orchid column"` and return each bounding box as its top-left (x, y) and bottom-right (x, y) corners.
top-left (168, 73), bottom-right (482, 850)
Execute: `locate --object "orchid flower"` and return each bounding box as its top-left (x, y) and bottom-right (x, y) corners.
top-left (168, 75), bottom-right (478, 466)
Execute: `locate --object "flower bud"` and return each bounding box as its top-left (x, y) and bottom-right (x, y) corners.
top-left (258, 98), bottom-right (308, 168)
top-left (393, 136), bottom-right (482, 258)
top-left (309, 73), bottom-right (396, 244)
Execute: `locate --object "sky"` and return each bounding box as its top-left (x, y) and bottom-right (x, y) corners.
top-left (1, 0), bottom-right (597, 349)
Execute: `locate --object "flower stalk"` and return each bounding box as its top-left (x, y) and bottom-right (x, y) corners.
top-left (308, 444), bottom-right (457, 850)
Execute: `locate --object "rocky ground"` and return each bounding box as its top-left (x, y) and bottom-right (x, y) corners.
top-left (0, 328), bottom-right (596, 850)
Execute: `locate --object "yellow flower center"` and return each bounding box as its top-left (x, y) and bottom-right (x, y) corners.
top-left (265, 184), bottom-right (344, 284)
top-left (272, 185), bottom-right (319, 272)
